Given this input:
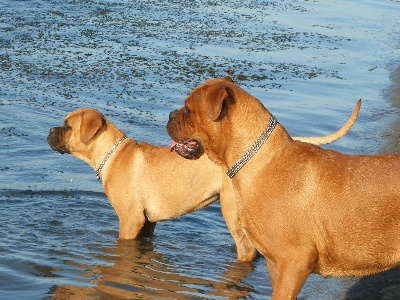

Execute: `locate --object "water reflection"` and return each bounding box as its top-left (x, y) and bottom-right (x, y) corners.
top-left (48, 238), bottom-right (262, 299)
top-left (1, 0), bottom-right (400, 298)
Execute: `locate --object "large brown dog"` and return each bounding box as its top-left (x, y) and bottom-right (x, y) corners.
top-left (47, 105), bottom-right (358, 262)
top-left (167, 77), bottom-right (400, 299)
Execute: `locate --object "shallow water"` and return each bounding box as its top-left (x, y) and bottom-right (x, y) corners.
top-left (1, 0), bottom-right (399, 299)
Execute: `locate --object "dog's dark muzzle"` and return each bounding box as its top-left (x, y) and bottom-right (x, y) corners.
top-left (168, 110), bottom-right (178, 121)
top-left (47, 127), bottom-right (69, 154)
top-left (173, 139), bottom-right (203, 160)
top-left (167, 109), bottom-right (203, 159)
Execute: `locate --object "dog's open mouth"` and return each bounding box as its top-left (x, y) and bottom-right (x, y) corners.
top-left (169, 139), bottom-right (202, 159)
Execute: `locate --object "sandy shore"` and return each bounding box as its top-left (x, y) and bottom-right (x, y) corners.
top-left (381, 65), bottom-right (400, 154)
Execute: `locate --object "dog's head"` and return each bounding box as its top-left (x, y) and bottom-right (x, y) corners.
top-left (47, 108), bottom-right (106, 158)
top-left (167, 77), bottom-right (240, 164)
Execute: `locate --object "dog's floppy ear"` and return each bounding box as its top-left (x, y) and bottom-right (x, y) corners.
top-left (206, 86), bottom-right (231, 121)
top-left (80, 110), bottom-right (105, 144)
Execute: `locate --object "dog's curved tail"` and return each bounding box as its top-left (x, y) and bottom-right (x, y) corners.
top-left (293, 99), bottom-right (361, 145)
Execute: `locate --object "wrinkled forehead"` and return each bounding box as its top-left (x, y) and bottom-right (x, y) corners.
top-left (184, 86), bottom-right (203, 108)
top-left (64, 109), bottom-right (85, 124)
top-left (184, 77), bottom-right (233, 109)
top-left (65, 110), bottom-right (78, 120)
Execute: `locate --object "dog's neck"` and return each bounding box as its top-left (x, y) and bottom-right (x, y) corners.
top-left (95, 136), bottom-right (127, 179)
top-left (226, 115), bottom-right (277, 178)
top-left (215, 96), bottom-right (276, 168)
top-left (205, 90), bottom-right (291, 177)
top-left (86, 121), bottom-right (128, 180)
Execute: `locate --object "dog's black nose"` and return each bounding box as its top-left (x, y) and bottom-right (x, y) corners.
top-left (169, 110), bottom-right (176, 120)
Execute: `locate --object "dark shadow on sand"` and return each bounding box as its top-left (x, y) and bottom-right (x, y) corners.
top-left (345, 268), bottom-right (400, 300)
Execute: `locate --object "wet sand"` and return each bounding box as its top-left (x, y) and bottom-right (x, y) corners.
top-left (382, 65), bottom-right (400, 154)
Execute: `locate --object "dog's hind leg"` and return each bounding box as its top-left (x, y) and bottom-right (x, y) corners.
top-left (140, 219), bottom-right (157, 236)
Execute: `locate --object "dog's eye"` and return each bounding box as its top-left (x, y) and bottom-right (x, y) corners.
top-left (184, 108), bottom-right (191, 117)
top-left (64, 124), bottom-right (71, 131)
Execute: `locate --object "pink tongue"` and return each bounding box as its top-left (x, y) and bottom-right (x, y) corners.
top-left (186, 140), bottom-right (197, 149)
top-left (169, 140), bottom-right (177, 152)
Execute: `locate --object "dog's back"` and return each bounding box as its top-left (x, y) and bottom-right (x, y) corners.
top-left (251, 140), bottom-right (400, 277)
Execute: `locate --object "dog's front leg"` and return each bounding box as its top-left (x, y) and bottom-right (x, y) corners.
top-left (266, 258), bottom-right (278, 289)
top-left (118, 212), bottom-right (147, 239)
top-left (270, 256), bottom-right (315, 300)
top-left (220, 182), bottom-right (257, 262)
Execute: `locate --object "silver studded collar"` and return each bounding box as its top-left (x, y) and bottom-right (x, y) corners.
top-left (95, 136), bottom-right (127, 180)
top-left (226, 116), bottom-right (277, 179)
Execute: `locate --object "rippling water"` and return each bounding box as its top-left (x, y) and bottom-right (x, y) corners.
top-left (1, 0), bottom-right (399, 299)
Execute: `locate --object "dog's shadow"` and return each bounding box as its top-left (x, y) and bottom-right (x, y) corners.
top-left (299, 267), bottom-right (400, 299)
top-left (345, 267), bottom-right (400, 300)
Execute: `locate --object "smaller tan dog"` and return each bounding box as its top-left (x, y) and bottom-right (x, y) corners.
top-left (167, 77), bottom-right (400, 299)
top-left (48, 106), bottom-right (358, 262)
